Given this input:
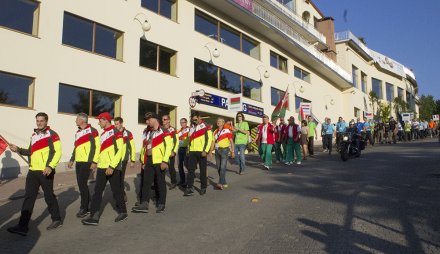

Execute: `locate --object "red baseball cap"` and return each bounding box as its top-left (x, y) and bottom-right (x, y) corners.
top-left (96, 112), bottom-right (112, 121)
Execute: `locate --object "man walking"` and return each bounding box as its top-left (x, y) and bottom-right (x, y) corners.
top-left (8, 112), bottom-right (63, 236)
top-left (255, 115), bottom-right (275, 170)
top-left (68, 113), bottom-right (100, 218)
top-left (233, 112), bottom-right (249, 175)
top-left (82, 112), bottom-right (127, 225)
top-left (162, 114), bottom-right (179, 190)
top-left (114, 117), bottom-right (136, 200)
top-left (322, 118), bottom-right (335, 155)
top-left (388, 117), bottom-right (397, 144)
top-left (184, 111), bottom-right (213, 196)
top-left (177, 118), bottom-right (190, 186)
top-left (132, 112), bottom-right (172, 213)
top-left (274, 117), bottom-right (287, 163)
top-left (284, 116), bottom-right (302, 165)
top-left (307, 116), bottom-right (318, 157)
top-left (336, 117), bottom-right (347, 150)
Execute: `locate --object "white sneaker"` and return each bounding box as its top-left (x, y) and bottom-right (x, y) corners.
top-left (297, 161), bottom-right (301, 165)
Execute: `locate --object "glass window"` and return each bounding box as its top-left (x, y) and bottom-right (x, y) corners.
top-left (142, 0), bottom-right (177, 21)
top-left (140, 39), bottom-right (158, 70)
top-left (138, 99), bottom-right (176, 125)
top-left (361, 72), bottom-right (367, 93)
top-left (160, 0), bottom-right (175, 20)
top-left (271, 87), bottom-right (284, 106)
top-left (372, 78), bottom-right (382, 99)
top-left (0, 71), bottom-right (33, 108)
top-left (220, 69), bottom-right (241, 94)
top-left (386, 82), bottom-right (394, 102)
top-left (294, 66), bottom-right (310, 83)
top-left (62, 13), bottom-right (93, 52)
top-left (58, 84), bottom-right (90, 114)
top-left (159, 48), bottom-right (173, 74)
top-left (194, 59), bottom-right (218, 88)
top-left (270, 51), bottom-right (288, 73)
top-left (270, 52), bottom-right (278, 69)
top-left (352, 65), bottom-right (358, 87)
top-left (195, 10), bottom-right (218, 38)
top-left (142, 0), bottom-right (159, 13)
top-left (242, 35), bottom-right (260, 60)
top-left (295, 95), bottom-right (311, 111)
top-left (243, 78), bottom-right (262, 102)
top-left (398, 87), bottom-right (404, 98)
top-left (0, 0), bottom-right (39, 35)
top-left (220, 23), bottom-right (241, 51)
top-left (58, 83), bottom-right (120, 117)
top-left (62, 12), bottom-right (123, 60)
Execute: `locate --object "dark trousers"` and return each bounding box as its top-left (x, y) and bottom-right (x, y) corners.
top-left (19, 170), bottom-right (61, 227)
top-left (90, 168), bottom-right (127, 215)
top-left (177, 147), bottom-right (187, 184)
top-left (366, 131), bottom-right (374, 145)
top-left (187, 152), bottom-right (207, 189)
top-left (75, 162), bottom-right (92, 210)
top-left (307, 137), bottom-right (314, 155)
top-left (323, 134), bottom-right (333, 153)
top-left (168, 156), bottom-right (177, 185)
top-left (121, 160), bottom-right (128, 193)
top-left (141, 157), bottom-right (167, 205)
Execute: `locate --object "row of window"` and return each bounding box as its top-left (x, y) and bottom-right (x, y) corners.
top-left (194, 59), bottom-right (262, 101)
top-left (270, 51), bottom-right (311, 83)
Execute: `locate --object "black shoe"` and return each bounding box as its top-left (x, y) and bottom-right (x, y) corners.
top-left (156, 204), bottom-right (165, 213)
top-left (115, 213), bottom-right (128, 222)
top-left (76, 209), bottom-right (89, 218)
top-left (132, 202), bottom-right (149, 213)
top-left (47, 220), bottom-right (63, 231)
top-left (200, 188), bottom-right (207, 195)
top-left (169, 183), bottom-right (177, 190)
top-left (7, 225), bottom-right (28, 236)
top-left (82, 214), bottom-right (99, 226)
top-left (183, 188), bottom-right (194, 196)
top-left (177, 182), bottom-right (185, 186)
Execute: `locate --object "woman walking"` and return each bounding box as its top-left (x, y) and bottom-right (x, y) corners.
top-left (300, 120), bottom-right (309, 160)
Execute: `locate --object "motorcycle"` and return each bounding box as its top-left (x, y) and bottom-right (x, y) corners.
top-left (340, 132), bottom-right (365, 161)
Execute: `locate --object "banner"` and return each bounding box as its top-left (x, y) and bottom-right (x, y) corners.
top-left (228, 95), bottom-right (242, 112)
top-left (402, 113), bottom-right (411, 122)
top-left (233, 0), bottom-right (253, 11)
top-left (300, 102), bottom-right (311, 116)
top-left (364, 112), bottom-right (373, 120)
top-left (433, 114), bottom-right (439, 121)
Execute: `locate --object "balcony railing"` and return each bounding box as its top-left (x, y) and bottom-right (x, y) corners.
top-left (262, 0), bottom-right (326, 43)
top-left (251, 2), bottom-right (352, 82)
top-left (334, 30), bottom-right (372, 58)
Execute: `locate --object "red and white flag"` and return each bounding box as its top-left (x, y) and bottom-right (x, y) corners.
top-left (0, 137), bottom-right (8, 156)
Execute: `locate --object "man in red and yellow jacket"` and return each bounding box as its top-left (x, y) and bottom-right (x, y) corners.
top-left (82, 112), bottom-right (127, 226)
top-left (184, 111), bottom-right (213, 196)
top-left (177, 118), bottom-right (190, 186)
top-left (68, 113), bottom-right (100, 218)
top-left (162, 114), bottom-right (179, 190)
top-left (132, 112), bottom-right (173, 213)
top-left (114, 117), bottom-right (135, 201)
top-left (8, 112), bottom-right (63, 236)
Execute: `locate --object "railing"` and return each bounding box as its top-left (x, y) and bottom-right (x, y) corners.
top-left (334, 30), bottom-right (372, 58)
top-left (251, 2), bottom-right (352, 82)
top-left (262, 0), bottom-right (326, 43)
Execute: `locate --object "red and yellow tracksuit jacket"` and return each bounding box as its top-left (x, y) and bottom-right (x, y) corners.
top-left (213, 128), bottom-right (233, 149)
top-left (177, 127), bottom-right (190, 148)
top-left (121, 128), bottom-right (136, 162)
top-left (70, 124), bottom-right (100, 163)
top-left (18, 126), bottom-right (62, 171)
top-left (98, 125), bottom-right (123, 170)
top-left (140, 126), bottom-right (173, 165)
top-left (166, 126), bottom-right (179, 155)
top-left (189, 122), bottom-right (212, 153)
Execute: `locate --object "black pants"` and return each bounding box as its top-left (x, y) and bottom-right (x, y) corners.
top-left (90, 168), bottom-right (127, 215)
top-left (19, 170), bottom-right (61, 227)
top-left (177, 147), bottom-right (187, 184)
top-left (168, 156), bottom-right (177, 185)
top-left (75, 162), bottom-right (92, 210)
top-left (187, 152), bottom-right (207, 189)
top-left (366, 131), bottom-right (373, 145)
top-left (121, 160), bottom-right (128, 194)
top-left (307, 137), bottom-right (314, 155)
top-left (323, 134), bottom-right (333, 153)
top-left (141, 157), bottom-right (167, 205)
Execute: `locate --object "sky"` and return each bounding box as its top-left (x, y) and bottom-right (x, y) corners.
top-left (313, 0), bottom-right (440, 99)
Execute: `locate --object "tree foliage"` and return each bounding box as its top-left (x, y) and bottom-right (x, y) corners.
top-left (418, 95), bottom-right (437, 120)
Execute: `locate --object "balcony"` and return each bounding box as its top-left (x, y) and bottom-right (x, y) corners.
top-left (334, 30), bottom-right (373, 61)
top-left (259, 0), bottom-right (327, 45)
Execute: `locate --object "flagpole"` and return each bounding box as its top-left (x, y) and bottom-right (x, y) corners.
top-left (0, 134), bottom-right (30, 165)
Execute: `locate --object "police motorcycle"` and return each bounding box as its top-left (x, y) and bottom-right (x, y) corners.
top-left (340, 129), bottom-right (366, 161)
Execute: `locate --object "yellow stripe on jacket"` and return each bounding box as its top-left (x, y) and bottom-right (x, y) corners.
top-left (97, 126), bottom-right (123, 169)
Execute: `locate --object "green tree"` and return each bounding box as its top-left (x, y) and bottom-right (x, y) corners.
top-left (368, 91), bottom-right (379, 116)
top-left (393, 96), bottom-right (409, 114)
top-left (418, 95), bottom-right (436, 120)
top-left (378, 101), bottom-right (391, 122)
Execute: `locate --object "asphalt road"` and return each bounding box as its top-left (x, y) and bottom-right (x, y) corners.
top-left (0, 140), bottom-right (439, 254)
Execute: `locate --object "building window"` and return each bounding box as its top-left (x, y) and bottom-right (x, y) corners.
top-left (138, 99), bottom-right (176, 125)
top-left (352, 65), bottom-right (358, 88)
top-left (302, 11), bottom-right (310, 23)
top-left (0, 71), bottom-right (34, 108)
top-left (386, 82), bottom-right (394, 102)
top-left (354, 107), bottom-right (361, 118)
top-left (243, 78), bottom-right (262, 102)
top-left (0, 0), bottom-right (40, 36)
top-left (141, 0), bottom-right (177, 21)
top-left (371, 78), bottom-right (382, 99)
top-left (58, 83), bottom-right (121, 117)
top-left (270, 51), bottom-right (288, 73)
top-left (194, 59), bottom-right (261, 100)
top-left (140, 39), bottom-right (177, 75)
top-left (62, 12), bottom-right (124, 60)
top-left (361, 72), bottom-right (367, 93)
top-left (271, 87), bottom-right (285, 106)
top-left (294, 66), bottom-right (310, 83)
top-left (295, 95), bottom-right (311, 111)
top-left (398, 87), bottom-right (404, 99)
top-left (194, 10), bottom-right (260, 60)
